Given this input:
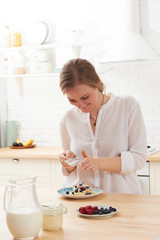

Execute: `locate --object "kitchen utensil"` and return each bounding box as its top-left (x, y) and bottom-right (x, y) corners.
top-left (3, 177), bottom-right (42, 239)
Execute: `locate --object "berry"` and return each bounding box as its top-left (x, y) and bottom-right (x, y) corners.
top-left (79, 207), bottom-right (86, 214)
top-left (112, 208), bottom-right (117, 212)
top-left (93, 206), bottom-right (98, 211)
top-left (80, 187), bottom-right (86, 191)
top-left (66, 191), bottom-right (69, 194)
top-left (86, 209), bottom-right (94, 215)
top-left (85, 205), bottom-right (93, 210)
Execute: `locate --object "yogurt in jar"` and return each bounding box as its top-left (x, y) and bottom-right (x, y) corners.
top-left (41, 201), bottom-right (67, 231)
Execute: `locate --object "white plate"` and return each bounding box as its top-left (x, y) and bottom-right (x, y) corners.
top-left (76, 205), bottom-right (117, 219)
top-left (57, 187), bottom-right (102, 199)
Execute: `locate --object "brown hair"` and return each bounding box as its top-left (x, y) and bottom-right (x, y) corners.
top-left (60, 58), bottom-right (105, 94)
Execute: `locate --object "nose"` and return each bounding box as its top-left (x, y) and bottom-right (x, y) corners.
top-left (77, 100), bottom-right (86, 109)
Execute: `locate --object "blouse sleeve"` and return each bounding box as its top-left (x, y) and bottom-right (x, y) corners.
top-left (60, 117), bottom-right (77, 177)
top-left (60, 118), bottom-right (71, 152)
top-left (121, 100), bottom-right (147, 175)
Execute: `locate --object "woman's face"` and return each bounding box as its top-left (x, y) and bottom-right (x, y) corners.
top-left (65, 84), bottom-right (99, 113)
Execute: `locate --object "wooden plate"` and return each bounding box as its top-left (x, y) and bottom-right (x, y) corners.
top-left (10, 144), bottom-right (36, 149)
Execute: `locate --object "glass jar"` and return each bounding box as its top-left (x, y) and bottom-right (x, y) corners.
top-left (3, 25), bottom-right (11, 48)
top-left (13, 32), bottom-right (22, 47)
top-left (41, 201), bottom-right (67, 231)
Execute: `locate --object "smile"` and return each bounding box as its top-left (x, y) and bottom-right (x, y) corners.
top-left (81, 104), bottom-right (89, 110)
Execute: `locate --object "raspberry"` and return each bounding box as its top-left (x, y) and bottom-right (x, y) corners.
top-left (85, 205), bottom-right (93, 210)
top-left (80, 187), bottom-right (86, 191)
top-left (79, 207), bottom-right (86, 214)
top-left (93, 206), bottom-right (98, 211)
top-left (86, 209), bottom-right (94, 215)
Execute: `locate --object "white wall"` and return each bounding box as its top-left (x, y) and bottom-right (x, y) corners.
top-left (3, 0), bottom-right (160, 146)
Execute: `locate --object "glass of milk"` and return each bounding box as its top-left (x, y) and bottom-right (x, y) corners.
top-left (3, 176), bottom-right (43, 239)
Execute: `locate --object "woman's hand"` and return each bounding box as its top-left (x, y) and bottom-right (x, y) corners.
top-left (59, 150), bottom-right (76, 173)
top-left (80, 150), bottom-right (97, 172)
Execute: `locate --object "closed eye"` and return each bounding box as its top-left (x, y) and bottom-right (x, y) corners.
top-left (81, 96), bottom-right (89, 100)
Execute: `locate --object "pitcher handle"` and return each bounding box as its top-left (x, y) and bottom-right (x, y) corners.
top-left (62, 204), bottom-right (68, 214)
top-left (3, 186), bottom-right (10, 212)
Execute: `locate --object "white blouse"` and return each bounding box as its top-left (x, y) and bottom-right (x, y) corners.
top-left (60, 94), bottom-right (147, 194)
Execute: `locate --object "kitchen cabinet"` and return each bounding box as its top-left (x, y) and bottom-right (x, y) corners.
top-left (147, 150), bottom-right (160, 195)
top-left (0, 147), bottom-right (160, 194)
top-left (0, 147), bottom-right (64, 189)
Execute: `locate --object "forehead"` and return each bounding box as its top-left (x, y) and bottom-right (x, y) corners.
top-left (65, 84), bottom-right (94, 98)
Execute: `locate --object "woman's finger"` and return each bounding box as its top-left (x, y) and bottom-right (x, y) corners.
top-left (81, 149), bottom-right (88, 159)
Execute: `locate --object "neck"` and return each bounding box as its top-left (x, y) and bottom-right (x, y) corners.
top-left (91, 93), bottom-right (104, 117)
top-left (90, 93), bottom-right (104, 126)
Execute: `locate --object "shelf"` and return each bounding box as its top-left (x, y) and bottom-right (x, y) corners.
top-left (0, 42), bottom-right (84, 52)
top-left (0, 73), bottom-right (59, 79)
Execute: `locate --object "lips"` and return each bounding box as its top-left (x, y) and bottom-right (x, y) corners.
top-left (81, 104), bottom-right (90, 111)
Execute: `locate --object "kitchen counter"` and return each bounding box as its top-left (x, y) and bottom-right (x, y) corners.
top-left (147, 150), bottom-right (160, 161)
top-left (0, 146), bottom-right (62, 159)
top-left (1, 188), bottom-right (160, 240)
top-left (0, 147), bottom-right (160, 161)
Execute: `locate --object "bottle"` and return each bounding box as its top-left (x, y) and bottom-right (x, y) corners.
top-left (3, 25), bottom-right (11, 48)
top-left (13, 32), bottom-right (22, 47)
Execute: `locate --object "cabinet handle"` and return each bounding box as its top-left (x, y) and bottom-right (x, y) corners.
top-left (12, 158), bottom-right (20, 163)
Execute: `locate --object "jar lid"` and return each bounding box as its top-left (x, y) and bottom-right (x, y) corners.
top-left (41, 201), bottom-right (63, 216)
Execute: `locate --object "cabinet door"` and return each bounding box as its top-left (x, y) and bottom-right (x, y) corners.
top-left (50, 159), bottom-right (64, 190)
top-left (0, 158), bottom-right (51, 189)
top-left (150, 162), bottom-right (160, 195)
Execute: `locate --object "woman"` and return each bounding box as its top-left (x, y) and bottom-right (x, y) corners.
top-left (59, 58), bottom-right (147, 194)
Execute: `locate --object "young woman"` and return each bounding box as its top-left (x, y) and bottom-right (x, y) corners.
top-left (59, 58), bottom-right (147, 194)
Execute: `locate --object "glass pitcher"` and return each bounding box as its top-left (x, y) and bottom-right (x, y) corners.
top-left (3, 177), bottom-right (43, 240)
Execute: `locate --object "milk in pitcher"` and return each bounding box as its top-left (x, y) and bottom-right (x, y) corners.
top-left (6, 207), bottom-right (42, 239)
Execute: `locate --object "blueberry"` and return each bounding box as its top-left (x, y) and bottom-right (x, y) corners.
top-left (94, 210), bottom-right (99, 214)
top-left (66, 191), bottom-right (69, 194)
top-left (100, 207), bottom-right (104, 211)
top-left (98, 211), bottom-right (103, 215)
top-left (85, 192), bottom-right (91, 195)
top-left (104, 209), bottom-right (109, 214)
top-left (75, 189), bottom-right (78, 193)
top-left (79, 183), bottom-right (82, 186)
top-left (112, 208), bottom-right (117, 212)
top-left (72, 192), bottom-right (74, 195)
